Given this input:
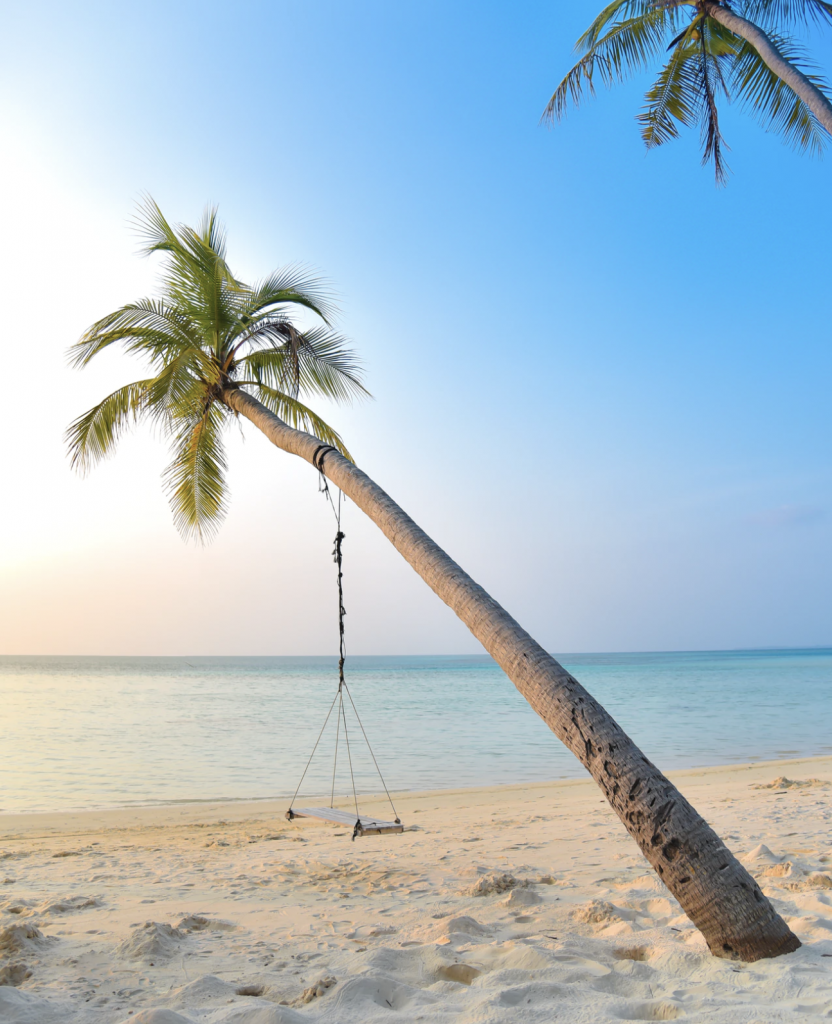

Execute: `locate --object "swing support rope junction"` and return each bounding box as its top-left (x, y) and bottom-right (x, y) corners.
top-left (286, 446), bottom-right (403, 841)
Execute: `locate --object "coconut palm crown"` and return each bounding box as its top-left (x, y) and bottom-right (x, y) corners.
top-left (546, 0), bottom-right (832, 183)
top-left (67, 199), bottom-right (367, 540)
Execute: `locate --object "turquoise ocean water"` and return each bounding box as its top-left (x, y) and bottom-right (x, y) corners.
top-left (1, 649), bottom-right (830, 814)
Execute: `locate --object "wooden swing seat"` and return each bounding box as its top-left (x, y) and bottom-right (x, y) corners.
top-left (286, 806), bottom-right (404, 837)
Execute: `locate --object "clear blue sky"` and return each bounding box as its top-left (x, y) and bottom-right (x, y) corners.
top-left (0, 0), bottom-right (829, 655)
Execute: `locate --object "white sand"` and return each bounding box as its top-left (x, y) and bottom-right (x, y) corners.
top-left (1, 756), bottom-right (831, 1023)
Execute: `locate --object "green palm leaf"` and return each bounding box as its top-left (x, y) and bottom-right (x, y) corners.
top-left (69, 299), bottom-right (202, 369)
top-left (243, 268), bottom-right (337, 326)
top-left (696, 23), bottom-right (732, 185)
top-left (145, 353), bottom-right (216, 420)
top-left (738, 0), bottom-right (832, 29)
top-left (163, 403), bottom-right (230, 541)
top-left (544, 4), bottom-right (682, 123)
top-left (732, 32), bottom-right (831, 152)
top-left (639, 36), bottom-right (702, 148)
top-left (240, 326), bottom-right (368, 403)
top-left (66, 381), bottom-right (151, 472)
top-left (135, 196), bottom-right (236, 291)
top-left (134, 198), bottom-right (243, 348)
top-left (576, 0), bottom-right (670, 50)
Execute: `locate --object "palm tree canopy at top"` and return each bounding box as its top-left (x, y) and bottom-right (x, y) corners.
top-left (67, 198), bottom-right (368, 541)
top-left (545, 0), bottom-right (832, 183)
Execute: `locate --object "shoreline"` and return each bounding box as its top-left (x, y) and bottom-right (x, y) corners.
top-left (2, 751), bottom-right (830, 836)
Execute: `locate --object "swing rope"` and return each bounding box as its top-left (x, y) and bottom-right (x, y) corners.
top-left (288, 687), bottom-right (340, 811)
top-left (330, 687), bottom-right (341, 809)
top-left (286, 445), bottom-right (400, 828)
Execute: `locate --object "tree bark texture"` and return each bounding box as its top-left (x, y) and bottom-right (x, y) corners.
top-left (702, 0), bottom-right (832, 135)
top-left (223, 386), bottom-right (800, 962)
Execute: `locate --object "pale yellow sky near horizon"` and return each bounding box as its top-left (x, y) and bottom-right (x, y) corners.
top-left (0, 114), bottom-right (507, 656)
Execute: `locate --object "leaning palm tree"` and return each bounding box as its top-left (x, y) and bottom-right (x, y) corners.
top-left (546, 0), bottom-right (832, 183)
top-left (68, 199), bottom-right (799, 962)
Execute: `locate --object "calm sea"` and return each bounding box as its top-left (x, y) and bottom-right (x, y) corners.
top-left (1, 650), bottom-right (830, 814)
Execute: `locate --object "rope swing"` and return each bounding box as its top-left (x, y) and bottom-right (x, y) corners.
top-left (285, 446), bottom-right (403, 840)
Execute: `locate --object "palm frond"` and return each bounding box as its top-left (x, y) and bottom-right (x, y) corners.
top-left (285, 326), bottom-right (369, 402)
top-left (737, 0), bottom-right (832, 29)
top-left (239, 326), bottom-right (369, 403)
top-left (577, 0), bottom-right (666, 50)
top-left (68, 299), bottom-right (203, 369)
top-left (696, 27), bottom-right (731, 185)
top-left (133, 196), bottom-right (241, 335)
top-left (638, 35), bottom-right (702, 148)
top-left (195, 203), bottom-right (228, 261)
top-left (133, 193), bottom-right (181, 259)
top-left (65, 381), bottom-right (151, 472)
top-left (544, 4), bottom-right (683, 123)
top-left (163, 403), bottom-right (229, 542)
top-left (240, 383), bottom-right (354, 461)
top-left (243, 267), bottom-right (337, 325)
top-left (135, 194), bottom-right (229, 270)
top-left (144, 354), bottom-right (217, 425)
top-left (732, 32), bottom-right (831, 153)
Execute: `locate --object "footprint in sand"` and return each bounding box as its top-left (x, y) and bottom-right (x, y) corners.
top-left (436, 962), bottom-right (481, 984)
top-left (0, 962), bottom-right (33, 986)
top-left (176, 914), bottom-right (235, 932)
top-left (38, 895), bottom-right (100, 915)
top-left (1, 901), bottom-right (33, 917)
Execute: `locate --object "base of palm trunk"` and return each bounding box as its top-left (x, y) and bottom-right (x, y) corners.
top-left (715, 927), bottom-right (800, 962)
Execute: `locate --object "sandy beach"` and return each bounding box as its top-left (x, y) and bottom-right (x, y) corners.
top-left (1, 755), bottom-right (831, 1023)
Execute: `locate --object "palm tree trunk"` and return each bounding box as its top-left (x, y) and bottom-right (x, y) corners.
top-left (223, 385), bottom-right (799, 962)
top-left (702, 0), bottom-right (832, 135)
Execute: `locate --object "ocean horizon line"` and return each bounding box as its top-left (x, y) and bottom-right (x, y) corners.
top-left (2, 644), bottom-right (832, 660)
